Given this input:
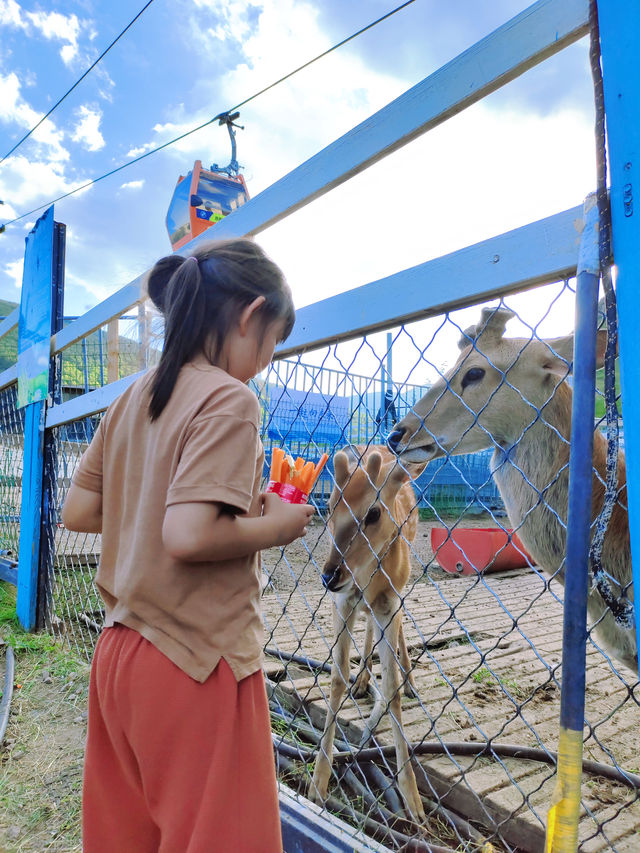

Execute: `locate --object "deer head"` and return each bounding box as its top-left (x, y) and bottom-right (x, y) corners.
top-left (388, 307), bottom-right (606, 464)
top-left (321, 449), bottom-right (411, 595)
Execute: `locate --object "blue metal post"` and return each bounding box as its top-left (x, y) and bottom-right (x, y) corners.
top-left (16, 208), bottom-right (55, 630)
top-left (598, 0), bottom-right (640, 668)
top-left (545, 195), bottom-right (600, 851)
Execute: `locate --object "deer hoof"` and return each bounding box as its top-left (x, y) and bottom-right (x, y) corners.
top-left (404, 679), bottom-right (419, 699)
top-left (352, 676), bottom-right (372, 699)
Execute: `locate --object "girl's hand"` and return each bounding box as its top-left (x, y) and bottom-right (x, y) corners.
top-left (261, 493), bottom-right (315, 546)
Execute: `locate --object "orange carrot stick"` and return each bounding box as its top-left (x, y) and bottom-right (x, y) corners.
top-left (270, 448), bottom-right (285, 482)
top-left (294, 456), bottom-right (304, 471)
top-left (300, 461), bottom-right (315, 493)
top-left (307, 453), bottom-right (329, 492)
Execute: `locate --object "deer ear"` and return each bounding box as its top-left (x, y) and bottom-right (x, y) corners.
top-left (459, 307), bottom-right (515, 349)
top-left (333, 452), bottom-right (351, 488)
top-left (541, 335), bottom-right (573, 377)
top-left (365, 451), bottom-right (382, 485)
top-left (387, 459), bottom-right (410, 486)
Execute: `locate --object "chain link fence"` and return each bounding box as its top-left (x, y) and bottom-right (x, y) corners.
top-left (27, 276), bottom-right (638, 851)
top-left (0, 384), bottom-right (24, 562)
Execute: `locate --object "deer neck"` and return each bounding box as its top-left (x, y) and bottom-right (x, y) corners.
top-left (490, 382), bottom-right (572, 571)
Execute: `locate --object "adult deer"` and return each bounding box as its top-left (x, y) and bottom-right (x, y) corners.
top-left (310, 446), bottom-right (425, 823)
top-left (388, 307), bottom-right (637, 675)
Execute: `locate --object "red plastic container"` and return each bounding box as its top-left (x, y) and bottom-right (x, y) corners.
top-left (430, 527), bottom-right (533, 575)
top-left (265, 479), bottom-right (308, 504)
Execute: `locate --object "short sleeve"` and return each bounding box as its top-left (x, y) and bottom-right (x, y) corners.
top-left (72, 418), bottom-right (105, 494)
top-left (166, 413), bottom-right (260, 514)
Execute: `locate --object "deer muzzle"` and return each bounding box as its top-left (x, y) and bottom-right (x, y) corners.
top-left (387, 426), bottom-right (437, 463)
top-left (321, 559), bottom-right (346, 592)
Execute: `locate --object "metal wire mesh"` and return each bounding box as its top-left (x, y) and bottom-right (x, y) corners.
top-left (0, 384), bottom-right (24, 561)
top-left (43, 414), bottom-right (104, 661)
top-left (258, 281), bottom-right (640, 852)
top-left (58, 305), bottom-right (161, 395)
top-left (26, 278), bottom-right (640, 850)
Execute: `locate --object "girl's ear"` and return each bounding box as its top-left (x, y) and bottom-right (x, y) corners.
top-left (238, 296), bottom-right (266, 335)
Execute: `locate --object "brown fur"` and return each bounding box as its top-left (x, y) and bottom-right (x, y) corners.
top-left (392, 308), bottom-right (636, 674)
top-left (309, 446), bottom-right (426, 823)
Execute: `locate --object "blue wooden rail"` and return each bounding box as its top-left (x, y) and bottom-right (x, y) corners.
top-left (2, 1), bottom-right (638, 849)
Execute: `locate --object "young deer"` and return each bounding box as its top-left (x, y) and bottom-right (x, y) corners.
top-left (310, 446), bottom-right (425, 823)
top-left (388, 307), bottom-right (637, 674)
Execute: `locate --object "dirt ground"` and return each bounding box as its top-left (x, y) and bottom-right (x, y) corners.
top-left (2, 512), bottom-right (637, 852)
top-left (0, 631), bottom-right (89, 853)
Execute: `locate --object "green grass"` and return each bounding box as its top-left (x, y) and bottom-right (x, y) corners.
top-left (1, 581), bottom-right (88, 851)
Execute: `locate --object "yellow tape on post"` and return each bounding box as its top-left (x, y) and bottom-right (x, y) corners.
top-left (545, 727), bottom-right (584, 852)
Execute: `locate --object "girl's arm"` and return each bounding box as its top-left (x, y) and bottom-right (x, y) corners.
top-left (162, 493), bottom-right (314, 562)
top-left (61, 483), bottom-right (103, 533)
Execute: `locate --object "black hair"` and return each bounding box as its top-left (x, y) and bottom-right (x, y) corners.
top-left (145, 237), bottom-right (295, 420)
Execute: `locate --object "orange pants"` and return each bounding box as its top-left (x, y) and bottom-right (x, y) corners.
top-left (82, 625), bottom-right (282, 852)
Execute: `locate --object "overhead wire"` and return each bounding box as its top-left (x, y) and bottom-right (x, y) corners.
top-left (0, 0), bottom-right (416, 233)
top-left (0, 0), bottom-right (158, 165)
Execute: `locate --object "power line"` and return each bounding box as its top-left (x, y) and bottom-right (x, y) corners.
top-left (0, 0), bottom-right (157, 165)
top-left (0, 0), bottom-right (416, 233)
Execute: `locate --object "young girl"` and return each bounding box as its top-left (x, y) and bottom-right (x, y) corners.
top-left (62, 238), bottom-right (314, 852)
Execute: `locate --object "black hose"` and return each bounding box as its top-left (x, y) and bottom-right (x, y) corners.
top-left (332, 740), bottom-right (640, 789)
top-left (0, 645), bottom-right (15, 745)
top-left (265, 646), bottom-right (344, 679)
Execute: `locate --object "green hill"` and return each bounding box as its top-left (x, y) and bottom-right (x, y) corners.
top-left (0, 299), bottom-right (147, 388)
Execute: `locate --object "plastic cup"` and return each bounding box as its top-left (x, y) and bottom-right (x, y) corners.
top-left (266, 480), bottom-right (308, 504)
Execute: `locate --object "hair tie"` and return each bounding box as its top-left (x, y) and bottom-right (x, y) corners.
top-left (185, 256), bottom-right (198, 267)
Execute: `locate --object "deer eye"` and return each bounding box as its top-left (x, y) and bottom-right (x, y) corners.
top-left (461, 367), bottom-right (485, 389)
top-left (364, 506), bottom-right (381, 526)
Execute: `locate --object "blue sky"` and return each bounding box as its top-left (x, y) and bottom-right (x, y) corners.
top-left (0, 0), bottom-right (595, 332)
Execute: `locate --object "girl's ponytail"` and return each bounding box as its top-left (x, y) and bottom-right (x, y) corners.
top-left (148, 256), bottom-right (205, 421)
top-left (145, 238), bottom-right (294, 421)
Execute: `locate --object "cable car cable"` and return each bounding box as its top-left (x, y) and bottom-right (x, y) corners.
top-left (0, 0), bottom-right (416, 233)
top-left (0, 0), bottom-right (158, 166)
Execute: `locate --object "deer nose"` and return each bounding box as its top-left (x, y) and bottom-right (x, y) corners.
top-left (387, 427), bottom-right (405, 453)
top-left (321, 563), bottom-right (341, 590)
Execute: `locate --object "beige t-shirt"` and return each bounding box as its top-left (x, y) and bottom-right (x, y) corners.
top-left (73, 356), bottom-right (265, 682)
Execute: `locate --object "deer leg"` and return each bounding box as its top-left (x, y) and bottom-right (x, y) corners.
top-left (352, 617), bottom-right (374, 699)
top-left (364, 602), bottom-right (425, 824)
top-left (398, 618), bottom-right (418, 698)
top-left (310, 604), bottom-right (356, 805)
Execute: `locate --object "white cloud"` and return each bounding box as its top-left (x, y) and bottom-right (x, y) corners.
top-left (126, 143), bottom-right (155, 158)
top-left (71, 105), bottom-right (105, 151)
top-left (0, 153), bottom-right (80, 206)
top-left (25, 9), bottom-right (81, 65)
top-left (191, 0), bottom-right (257, 45)
top-left (0, 0), bottom-right (26, 29)
top-left (4, 258), bottom-right (23, 291)
top-left (120, 180), bottom-right (144, 190)
top-left (0, 72), bottom-right (68, 162)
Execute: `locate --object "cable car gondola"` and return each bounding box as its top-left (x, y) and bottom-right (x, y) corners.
top-left (166, 112), bottom-right (249, 251)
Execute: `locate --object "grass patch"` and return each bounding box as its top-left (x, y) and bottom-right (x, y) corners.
top-left (1, 580), bottom-right (88, 851)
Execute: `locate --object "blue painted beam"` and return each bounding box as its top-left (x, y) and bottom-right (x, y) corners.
top-left (0, 308), bottom-right (19, 343)
top-left (277, 204), bottom-right (582, 357)
top-left (0, 366), bottom-right (17, 394)
top-left (50, 279), bottom-right (143, 356)
top-left (16, 208), bottom-right (54, 630)
top-left (45, 371), bottom-right (143, 428)
top-left (0, 558), bottom-right (18, 586)
top-left (279, 787), bottom-right (388, 853)
top-left (45, 206), bottom-right (583, 423)
top-left (598, 0), bottom-right (640, 667)
top-left (186, 0), bottom-right (588, 247)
